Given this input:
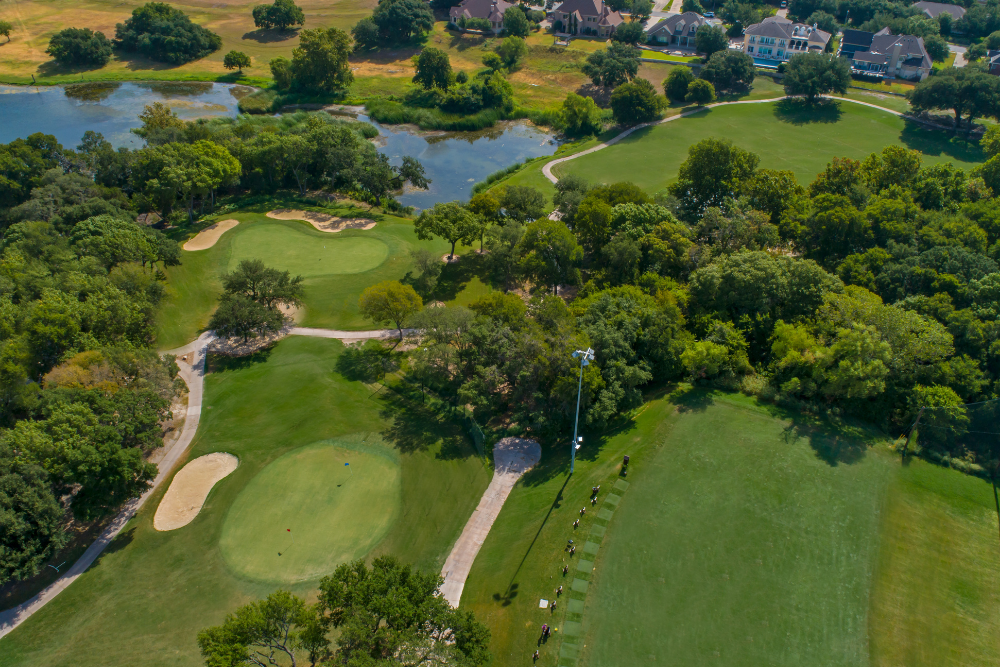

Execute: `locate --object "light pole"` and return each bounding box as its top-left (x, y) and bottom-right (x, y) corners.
top-left (570, 348), bottom-right (594, 474)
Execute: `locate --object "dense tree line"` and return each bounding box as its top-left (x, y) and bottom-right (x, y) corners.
top-left (0, 133), bottom-right (184, 585)
top-left (372, 133), bottom-right (1000, 479)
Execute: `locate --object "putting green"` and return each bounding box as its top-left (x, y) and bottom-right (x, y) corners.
top-left (219, 438), bottom-right (401, 583)
top-left (226, 223), bottom-right (390, 278)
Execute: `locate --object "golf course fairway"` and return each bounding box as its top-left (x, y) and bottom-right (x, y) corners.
top-left (219, 438), bottom-right (401, 583)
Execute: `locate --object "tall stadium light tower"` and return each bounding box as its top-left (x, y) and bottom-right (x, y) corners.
top-left (570, 348), bottom-right (594, 474)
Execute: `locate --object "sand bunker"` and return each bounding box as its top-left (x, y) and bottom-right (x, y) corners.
top-left (183, 220), bottom-right (240, 251)
top-left (266, 209), bottom-right (377, 233)
top-left (154, 453), bottom-right (239, 531)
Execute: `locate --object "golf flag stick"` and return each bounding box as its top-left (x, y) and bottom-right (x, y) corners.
top-left (346, 461), bottom-right (352, 477)
top-left (287, 528), bottom-right (292, 545)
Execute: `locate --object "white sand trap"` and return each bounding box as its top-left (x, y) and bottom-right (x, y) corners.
top-left (154, 453), bottom-right (239, 531)
top-left (266, 208), bottom-right (377, 233)
top-left (183, 219), bottom-right (240, 251)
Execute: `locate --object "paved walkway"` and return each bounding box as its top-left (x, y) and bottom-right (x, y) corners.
top-left (0, 326), bottom-right (405, 640)
top-left (440, 437), bottom-right (541, 608)
top-left (950, 44), bottom-right (968, 68)
top-left (541, 95), bottom-right (924, 186)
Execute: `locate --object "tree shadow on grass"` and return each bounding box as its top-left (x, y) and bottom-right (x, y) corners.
top-left (377, 384), bottom-right (477, 460)
top-left (206, 347), bottom-right (275, 373)
top-left (773, 97), bottom-right (843, 125)
top-left (493, 474), bottom-right (570, 606)
top-left (427, 253), bottom-right (489, 302)
top-left (242, 28), bottom-right (300, 43)
top-left (899, 120), bottom-right (985, 163)
top-left (91, 527), bottom-right (136, 571)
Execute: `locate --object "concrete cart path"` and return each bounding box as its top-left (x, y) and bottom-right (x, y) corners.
top-left (440, 437), bottom-right (542, 608)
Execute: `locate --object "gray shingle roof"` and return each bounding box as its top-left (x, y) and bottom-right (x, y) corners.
top-left (648, 11), bottom-right (707, 36)
top-left (450, 0), bottom-right (515, 21)
top-left (912, 1), bottom-right (966, 20)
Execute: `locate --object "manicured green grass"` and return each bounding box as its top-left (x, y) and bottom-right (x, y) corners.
top-left (579, 393), bottom-right (894, 667)
top-left (0, 336), bottom-right (490, 667)
top-left (226, 224), bottom-right (390, 277)
top-left (640, 50), bottom-right (701, 63)
top-left (156, 207), bottom-right (479, 348)
top-left (219, 438), bottom-right (401, 583)
top-left (869, 459), bottom-right (1000, 667)
top-left (554, 100), bottom-right (984, 192)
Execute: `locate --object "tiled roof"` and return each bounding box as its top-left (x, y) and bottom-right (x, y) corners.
top-left (912, 1), bottom-right (966, 19)
top-left (450, 0), bottom-right (515, 21)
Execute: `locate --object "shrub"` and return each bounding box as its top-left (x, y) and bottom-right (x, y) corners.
top-left (560, 92), bottom-right (603, 136)
top-left (664, 66), bottom-right (695, 102)
top-left (610, 78), bottom-right (663, 125)
top-left (46, 28), bottom-right (113, 66)
top-left (223, 50), bottom-right (251, 72)
top-left (685, 78), bottom-right (716, 105)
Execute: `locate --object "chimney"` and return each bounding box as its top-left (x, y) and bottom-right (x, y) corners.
top-left (889, 41), bottom-right (903, 69)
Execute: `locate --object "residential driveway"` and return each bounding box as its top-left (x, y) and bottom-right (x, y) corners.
top-left (776, 8), bottom-right (788, 17)
top-left (950, 44), bottom-right (967, 67)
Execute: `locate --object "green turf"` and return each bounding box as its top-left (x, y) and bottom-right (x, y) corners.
top-left (219, 439), bottom-right (401, 583)
top-left (226, 224), bottom-right (390, 277)
top-left (155, 207), bottom-right (492, 349)
top-left (578, 393), bottom-right (895, 667)
top-left (553, 100), bottom-right (984, 193)
top-left (0, 336), bottom-right (490, 667)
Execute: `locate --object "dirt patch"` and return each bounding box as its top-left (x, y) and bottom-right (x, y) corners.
top-left (442, 254), bottom-right (461, 263)
top-left (266, 209), bottom-right (376, 232)
top-left (183, 219), bottom-right (240, 251)
top-left (153, 453), bottom-right (239, 531)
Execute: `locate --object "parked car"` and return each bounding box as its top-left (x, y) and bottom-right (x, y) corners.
top-left (779, 1), bottom-right (786, 7)
top-left (703, 11), bottom-right (714, 17)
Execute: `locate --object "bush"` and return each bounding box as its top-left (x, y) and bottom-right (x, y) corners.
top-left (612, 21), bottom-right (646, 44)
top-left (46, 28), bottom-right (113, 66)
top-left (664, 66), bottom-right (695, 102)
top-left (685, 78), bottom-right (716, 105)
top-left (223, 50), bottom-right (251, 72)
top-left (503, 6), bottom-right (532, 37)
top-left (560, 92), bottom-right (603, 136)
top-left (114, 2), bottom-right (222, 64)
top-left (496, 36), bottom-right (528, 69)
top-left (610, 79), bottom-right (663, 125)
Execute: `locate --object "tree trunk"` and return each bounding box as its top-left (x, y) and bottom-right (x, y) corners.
top-left (449, 240), bottom-right (456, 260)
top-left (188, 195), bottom-right (195, 222)
top-left (954, 108), bottom-right (962, 129)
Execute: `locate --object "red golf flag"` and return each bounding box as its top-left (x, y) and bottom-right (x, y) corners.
top-left (287, 529), bottom-right (291, 532)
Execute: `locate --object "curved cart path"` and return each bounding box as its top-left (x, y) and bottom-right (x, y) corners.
top-left (440, 437), bottom-right (541, 608)
top-left (542, 95), bottom-right (917, 184)
top-left (0, 327), bottom-right (406, 640)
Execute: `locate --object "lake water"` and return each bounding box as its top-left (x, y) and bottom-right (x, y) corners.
top-left (0, 83), bottom-right (558, 208)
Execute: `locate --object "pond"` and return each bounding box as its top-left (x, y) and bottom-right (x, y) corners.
top-left (0, 83), bottom-right (559, 208)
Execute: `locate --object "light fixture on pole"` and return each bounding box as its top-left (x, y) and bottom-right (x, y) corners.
top-left (570, 347), bottom-right (594, 474)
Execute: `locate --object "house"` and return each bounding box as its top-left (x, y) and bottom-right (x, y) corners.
top-left (647, 12), bottom-right (717, 49)
top-left (839, 29), bottom-right (875, 59)
top-left (986, 49), bottom-right (1000, 75)
top-left (839, 28), bottom-right (932, 81)
top-left (912, 1), bottom-right (966, 21)
top-left (551, 0), bottom-right (624, 37)
top-left (741, 16), bottom-right (831, 64)
top-left (449, 0), bottom-right (515, 34)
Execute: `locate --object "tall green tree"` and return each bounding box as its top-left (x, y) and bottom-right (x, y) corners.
top-left (694, 25), bottom-right (728, 59)
top-left (664, 66), bottom-right (695, 102)
top-left (412, 47), bottom-right (452, 89)
top-left (502, 6), bottom-right (531, 37)
top-left (582, 43), bottom-right (640, 88)
top-left (669, 138), bottom-right (760, 219)
top-left (290, 27), bottom-right (354, 93)
top-left (414, 201), bottom-right (479, 259)
top-left (0, 20), bottom-right (13, 42)
top-left (699, 50), bottom-right (755, 91)
top-left (908, 66), bottom-right (1000, 129)
top-left (358, 281), bottom-right (423, 338)
top-left (518, 219), bottom-right (584, 294)
top-left (252, 0), bottom-right (305, 30)
top-left (114, 2), bottom-right (222, 64)
top-left (370, 0), bottom-right (435, 44)
top-left (198, 590), bottom-right (328, 667)
top-left (782, 52), bottom-right (850, 102)
top-left (317, 557), bottom-right (491, 666)
top-left (610, 79), bottom-right (663, 125)
top-left (223, 50), bottom-right (251, 73)
top-left (46, 28), bottom-right (113, 66)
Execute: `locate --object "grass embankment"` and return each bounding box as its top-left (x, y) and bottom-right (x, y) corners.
top-left (155, 203), bottom-right (491, 348)
top-left (552, 100), bottom-right (984, 194)
top-left (0, 336), bottom-right (491, 667)
top-left (462, 390), bottom-right (1000, 667)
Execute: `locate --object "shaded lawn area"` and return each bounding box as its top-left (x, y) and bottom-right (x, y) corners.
top-left (553, 99), bottom-right (984, 193)
top-left (0, 336), bottom-right (490, 667)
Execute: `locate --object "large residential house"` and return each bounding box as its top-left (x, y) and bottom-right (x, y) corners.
top-left (838, 28), bottom-right (932, 81)
top-left (912, 1), bottom-right (966, 21)
top-left (741, 16), bottom-right (831, 65)
top-left (647, 12), bottom-right (718, 48)
top-left (449, 0), bottom-right (515, 33)
top-left (551, 0), bottom-right (624, 37)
